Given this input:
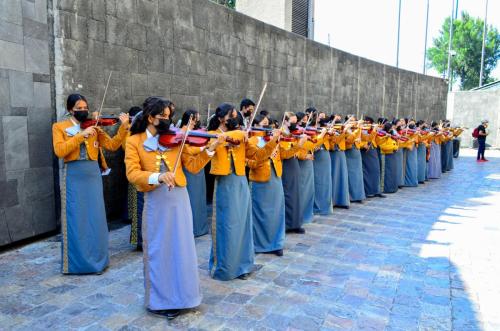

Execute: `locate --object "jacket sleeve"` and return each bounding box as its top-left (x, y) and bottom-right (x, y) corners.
top-left (98, 123), bottom-right (128, 152)
top-left (182, 149), bottom-right (212, 174)
top-left (125, 137), bottom-right (156, 192)
top-left (280, 144), bottom-right (299, 160)
top-left (52, 123), bottom-right (85, 158)
top-left (246, 139), bottom-right (278, 162)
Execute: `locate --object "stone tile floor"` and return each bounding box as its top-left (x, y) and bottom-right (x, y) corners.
top-left (1, 149), bottom-right (499, 331)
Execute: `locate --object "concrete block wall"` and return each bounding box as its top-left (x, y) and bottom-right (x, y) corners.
top-left (0, 0), bottom-right (448, 245)
top-left (0, 0), bottom-right (56, 246)
top-left (447, 90), bottom-right (500, 149)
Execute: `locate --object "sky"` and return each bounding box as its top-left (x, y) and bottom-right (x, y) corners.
top-left (314, 0), bottom-right (500, 83)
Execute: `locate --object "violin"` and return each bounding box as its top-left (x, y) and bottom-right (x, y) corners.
top-left (80, 115), bottom-right (120, 129)
top-left (159, 128), bottom-right (232, 148)
top-left (248, 127), bottom-right (273, 139)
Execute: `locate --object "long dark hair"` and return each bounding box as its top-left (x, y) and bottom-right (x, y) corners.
top-left (252, 114), bottom-right (267, 126)
top-left (66, 93), bottom-right (87, 112)
top-left (130, 97), bottom-right (173, 135)
top-left (207, 103), bottom-right (235, 131)
top-left (180, 109), bottom-right (199, 128)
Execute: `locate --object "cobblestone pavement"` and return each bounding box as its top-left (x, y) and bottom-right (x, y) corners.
top-left (1, 149), bottom-right (499, 331)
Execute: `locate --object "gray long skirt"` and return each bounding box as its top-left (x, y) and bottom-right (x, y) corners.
top-left (428, 142), bottom-right (442, 179)
top-left (142, 185), bottom-right (201, 310)
top-left (345, 148), bottom-right (366, 201)
top-left (381, 153), bottom-right (399, 194)
top-left (361, 148), bottom-right (381, 196)
top-left (250, 165), bottom-right (285, 253)
top-left (395, 149), bottom-right (404, 187)
top-left (446, 140), bottom-right (454, 171)
top-left (329, 150), bottom-right (350, 207)
top-left (313, 148), bottom-right (332, 215)
top-left (282, 158), bottom-right (303, 230)
top-left (61, 160), bottom-right (109, 274)
top-left (299, 159), bottom-right (315, 224)
top-left (417, 144), bottom-right (427, 183)
top-left (184, 167), bottom-right (208, 237)
top-left (404, 148), bottom-right (418, 187)
top-left (210, 173), bottom-right (254, 280)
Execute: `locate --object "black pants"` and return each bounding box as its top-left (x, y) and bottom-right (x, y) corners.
top-left (477, 139), bottom-right (486, 160)
top-left (453, 139), bottom-right (460, 158)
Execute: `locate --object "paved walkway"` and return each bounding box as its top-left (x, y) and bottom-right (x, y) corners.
top-left (1, 149), bottom-right (499, 331)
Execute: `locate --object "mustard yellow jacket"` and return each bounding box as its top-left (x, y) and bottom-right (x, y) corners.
top-left (125, 131), bottom-right (211, 192)
top-left (246, 137), bottom-right (299, 182)
top-left (52, 119), bottom-right (127, 162)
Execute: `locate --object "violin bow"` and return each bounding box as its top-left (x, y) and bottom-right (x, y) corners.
top-left (207, 104), bottom-right (211, 127)
top-left (170, 115), bottom-right (193, 190)
top-left (93, 71), bottom-right (113, 128)
top-left (246, 82), bottom-right (268, 133)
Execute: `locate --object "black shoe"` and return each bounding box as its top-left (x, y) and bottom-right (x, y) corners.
top-left (136, 245), bottom-right (143, 252)
top-left (366, 195), bottom-right (375, 198)
top-left (295, 227), bottom-right (306, 234)
top-left (165, 309), bottom-right (180, 320)
top-left (237, 273), bottom-right (250, 280)
top-left (335, 205), bottom-right (349, 209)
top-left (274, 249), bottom-right (284, 257)
top-left (351, 200), bottom-right (363, 204)
top-left (375, 193), bottom-right (386, 198)
top-left (418, 181), bottom-right (425, 184)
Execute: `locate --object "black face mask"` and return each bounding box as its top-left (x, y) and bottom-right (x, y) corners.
top-left (243, 110), bottom-right (251, 118)
top-left (193, 121), bottom-right (201, 130)
top-left (289, 123), bottom-right (298, 131)
top-left (73, 111), bottom-right (89, 122)
top-left (225, 118), bottom-right (239, 131)
top-left (155, 118), bottom-right (172, 134)
top-left (409, 124), bottom-right (416, 129)
top-left (262, 125), bottom-right (272, 129)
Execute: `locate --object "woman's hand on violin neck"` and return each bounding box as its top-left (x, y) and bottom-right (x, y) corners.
top-left (82, 127), bottom-right (96, 138)
top-left (298, 134), bottom-right (308, 147)
top-left (119, 113), bottom-right (130, 125)
top-left (271, 129), bottom-right (281, 141)
top-left (159, 172), bottom-right (175, 188)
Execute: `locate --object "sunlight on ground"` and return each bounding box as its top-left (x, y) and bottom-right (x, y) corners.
top-left (419, 149), bottom-right (500, 329)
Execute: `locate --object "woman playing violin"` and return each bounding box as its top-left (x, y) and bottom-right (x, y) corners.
top-left (247, 114), bottom-right (303, 256)
top-left (313, 113), bottom-right (334, 215)
top-left (344, 115), bottom-right (367, 203)
top-left (401, 119), bottom-right (419, 187)
top-left (296, 108), bottom-right (328, 223)
top-left (378, 120), bottom-right (400, 193)
top-left (125, 97), bottom-right (223, 320)
top-left (415, 120), bottom-right (430, 183)
top-left (180, 109), bottom-right (209, 237)
top-left (52, 93), bottom-right (129, 275)
top-left (281, 112), bottom-right (311, 233)
top-left (206, 103), bottom-right (278, 281)
top-left (359, 116), bottom-right (386, 198)
top-left (328, 114), bottom-right (350, 208)
top-left (428, 121), bottom-right (443, 179)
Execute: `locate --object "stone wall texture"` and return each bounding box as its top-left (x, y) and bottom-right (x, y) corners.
top-left (0, 0), bottom-right (448, 246)
top-left (0, 0), bottom-right (56, 246)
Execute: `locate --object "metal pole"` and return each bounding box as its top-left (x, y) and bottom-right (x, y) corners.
top-left (396, 0), bottom-right (402, 67)
top-left (479, 0), bottom-right (489, 87)
top-left (423, 0), bottom-right (430, 74)
top-left (446, 0), bottom-right (455, 91)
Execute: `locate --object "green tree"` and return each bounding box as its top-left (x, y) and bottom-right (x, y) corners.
top-left (211, 0), bottom-right (236, 9)
top-left (427, 12), bottom-right (500, 90)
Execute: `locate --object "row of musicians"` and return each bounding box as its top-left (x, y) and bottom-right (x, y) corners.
top-left (52, 93), bottom-right (462, 317)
